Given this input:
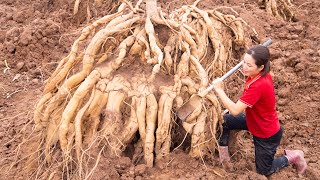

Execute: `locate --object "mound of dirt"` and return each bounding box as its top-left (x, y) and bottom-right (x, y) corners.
top-left (0, 0), bottom-right (319, 179)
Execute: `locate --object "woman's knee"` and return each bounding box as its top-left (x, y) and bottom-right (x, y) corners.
top-left (222, 113), bottom-right (247, 130)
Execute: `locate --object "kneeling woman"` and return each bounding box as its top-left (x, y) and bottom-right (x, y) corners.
top-left (212, 45), bottom-right (307, 175)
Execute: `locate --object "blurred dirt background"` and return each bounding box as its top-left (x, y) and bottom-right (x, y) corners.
top-left (0, 0), bottom-right (319, 179)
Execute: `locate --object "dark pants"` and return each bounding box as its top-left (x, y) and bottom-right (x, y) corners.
top-left (219, 113), bottom-right (289, 175)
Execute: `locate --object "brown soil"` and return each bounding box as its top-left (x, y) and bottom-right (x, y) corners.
top-left (1, 0), bottom-right (319, 179)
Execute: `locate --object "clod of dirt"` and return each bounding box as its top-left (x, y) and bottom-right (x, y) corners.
top-left (5, 42), bottom-right (15, 53)
top-left (16, 62), bottom-right (25, 70)
top-left (311, 72), bottom-right (320, 79)
top-left (0, 30), bottom-right (6, 43)
top-left (115, 157), bottom-right (132, 170)
top-left (177, 162), bottom-right (185, 169)
top-left (277, 99), bottom-right (288, 106)
top-left (5, 27), bottom-right (20, 42)
top-left (246, 171), bottom-right (268, 180)
top-left (31, 78), bottom-right (40, 84)
top-left (19, 28), bottom-right (33, 46)
top-left (270, 48), bottom-right (281, 59)
top-left (154, 174), bottom-right (171, 179)
top-left (288, 34), bottom-right (299, 40)
top-left (303, 49), bottom-right (315, 56)
top-left (285, 55), bottom-right (300, 67)
top-left (292, 24), bottom-right (304, 33)
top-left (134, 164), bottom-right (147, 176)
top-left (13, 10), bottom-right (31, 23)
top-left (190, 160), bottom-right (199, 168)
top-left (277, 87), bottom-right (291, 98)
top-left (295, 62), bottom-right (305, 72)
top-left (31, 69), bottom-right (41, 76)
top-left (306, 25), bottom-right (320, 40)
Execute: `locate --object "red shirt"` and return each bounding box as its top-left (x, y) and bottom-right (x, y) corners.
top-left (240, 73), bottom-right (280, 138)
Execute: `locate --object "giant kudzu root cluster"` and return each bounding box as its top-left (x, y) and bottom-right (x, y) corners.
top-left (258, 0), bottom-right (295, 21)
top-left (33, 0), bottom-right (251, 178)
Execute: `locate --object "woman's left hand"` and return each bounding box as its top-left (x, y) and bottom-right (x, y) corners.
top-left (212, 78), bottom-right (224, 92)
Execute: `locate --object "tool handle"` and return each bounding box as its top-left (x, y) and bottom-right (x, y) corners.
top-left (198, 39), bottom-right (272, 97)
top-left (261, 39), bottom-right (273, 47)
top-left (199, 61), bottom-right (242, 96)
top-left (220, 61), bottom-right (243, 81)
top-left (219, 39), bottom-right (272, 81)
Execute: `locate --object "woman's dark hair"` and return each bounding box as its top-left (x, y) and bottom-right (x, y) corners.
top-left (246, 45), bottom-right (270, 76)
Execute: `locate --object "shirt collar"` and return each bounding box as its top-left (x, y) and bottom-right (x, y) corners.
top-left (245, 72), bottom-right (262, 90)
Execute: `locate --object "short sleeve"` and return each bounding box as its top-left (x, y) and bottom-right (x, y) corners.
top-left (240, 84), bottom-right (261, 108)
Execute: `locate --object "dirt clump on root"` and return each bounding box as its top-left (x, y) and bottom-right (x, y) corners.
top-left (0, 0), bottom-right (320, 179)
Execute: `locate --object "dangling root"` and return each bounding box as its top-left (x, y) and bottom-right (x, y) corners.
top-left (34, 92), bottom-right (52, 129)
top-left (82, 79), bottom-right (109, 146)
top-left (44, 106), bottom-right (64, 163)
top-left (44, 10), bottom-right (124, 94)
top-left (101, 75), bottom-right (130, 154)
top-left (146, 15), bottom-right (163, 82)
top-left (144, 94), bottom-right (158, 167)
top-left (59, 70), bottom-right (101, 152)
top-left (155, 87), bottom-right (176, 159)
top-left (74, 88), bottom-right (96, 161)
top-left (112, 97), bottom-right (139, 151)
top-left (189, 112), bottom-right (207, 158)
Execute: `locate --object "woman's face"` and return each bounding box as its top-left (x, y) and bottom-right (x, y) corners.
top-left (242, 53), bottom-right (264, 78)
